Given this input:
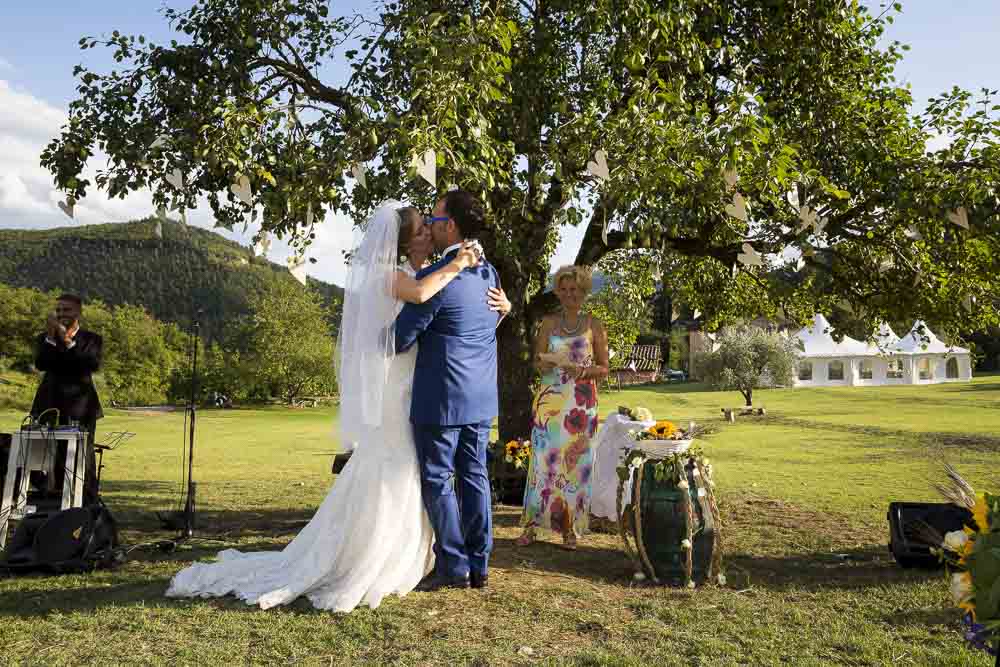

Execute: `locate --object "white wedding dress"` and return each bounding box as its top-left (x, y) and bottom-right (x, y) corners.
top-left (166, 265), bottom-right (434, 612)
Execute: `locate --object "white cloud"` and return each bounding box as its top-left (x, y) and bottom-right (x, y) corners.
top-left (0, 79), bottom-right (351, 285)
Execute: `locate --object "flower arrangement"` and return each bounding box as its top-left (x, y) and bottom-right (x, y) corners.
top-left (636, 420), bottom-right (679, 441)
top-left (932, 465), bottom-right (1000, 658)
top-left (502, 438), bottom-right (532, 469)
top-left (630, 419), bottom-right (701, 442)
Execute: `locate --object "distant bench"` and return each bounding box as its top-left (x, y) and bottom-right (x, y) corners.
top-left (607, 344), bottom-right (662, 390)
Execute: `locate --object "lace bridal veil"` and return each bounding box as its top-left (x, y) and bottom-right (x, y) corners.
top-left (336, 201), bottom-right (406, 452)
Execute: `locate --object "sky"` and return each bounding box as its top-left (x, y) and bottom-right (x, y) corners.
top-left (0, 1), bottom-right (997, 286)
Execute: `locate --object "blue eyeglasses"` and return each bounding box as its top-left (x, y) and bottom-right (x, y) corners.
top-left (424, 216), bottom-right (449, 226)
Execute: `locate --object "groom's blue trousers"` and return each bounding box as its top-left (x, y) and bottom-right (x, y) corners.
top-left (412, 420), bottom-right (493, 578)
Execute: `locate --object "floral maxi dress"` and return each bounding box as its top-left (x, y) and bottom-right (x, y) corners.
top-left (521, 327), bottom-right (600, 537)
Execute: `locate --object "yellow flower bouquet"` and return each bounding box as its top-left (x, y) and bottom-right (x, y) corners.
top-left (635, 420), bottom-right (691, 442)
top-left (502, 438), bottom-right (532, 469)
top-left (933, 466), bottom-right (1000, 658)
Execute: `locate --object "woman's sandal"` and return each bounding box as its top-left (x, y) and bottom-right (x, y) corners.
top-left (515, 528), bottom-right (535, 547)
top-left (560, 532), bottom-right (578, 551)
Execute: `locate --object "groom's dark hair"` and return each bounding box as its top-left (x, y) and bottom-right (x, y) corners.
top-left (442, 189), bottom-right (485, 239)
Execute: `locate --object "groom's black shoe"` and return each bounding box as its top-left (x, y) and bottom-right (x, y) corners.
top-left (470, 572), bottom-right (489, 589)
top-left (415, 573), bottom-right (471, 592)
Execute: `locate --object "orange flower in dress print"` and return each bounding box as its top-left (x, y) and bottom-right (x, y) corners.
top-left (564, 435), bottom-right (591, 471)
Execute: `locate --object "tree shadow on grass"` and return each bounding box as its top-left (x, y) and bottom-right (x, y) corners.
top-left (0, 577), bottom-right (179, 618)
top-left (724, 544), bottom-right (943, 593)
top-left (0, 570), bottom-right (342, 619)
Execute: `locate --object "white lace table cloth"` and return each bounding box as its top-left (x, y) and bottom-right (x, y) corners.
top-left (590, 413), bottom-right (653, 520)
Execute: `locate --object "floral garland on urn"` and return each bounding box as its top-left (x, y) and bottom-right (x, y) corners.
top-left (615, 416), bottom-right (723, 588)
top-left (930, 466), bottom-right (1000, 659)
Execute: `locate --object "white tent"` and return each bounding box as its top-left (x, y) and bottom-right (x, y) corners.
top-left (792, 314), bottom-right (972, 387)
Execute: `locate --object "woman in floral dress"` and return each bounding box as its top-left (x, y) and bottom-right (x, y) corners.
top-left (517, 265), bottom-right (610, 549)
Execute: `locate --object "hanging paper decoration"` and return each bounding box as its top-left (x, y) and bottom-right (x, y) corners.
top-left (306, 201), bottom-right (314, 227)
top-left (150, 135), bottom-right (168, 150)
top-left (165, 168), bottom-right (184, 190)
top-left (786, 188), bottom-right (800, 209)
top-left (723, 168), bottom-right (738, 191)
top-left (253, 234), bottom-right (272, 257)
top-left (154, 220), bottom-right (163, 238)
top-left (587, 150), bottom-right (610, 183)
top-left (948, 207), bottom-right (969, 230)
top-left (288, 255), bottom-right (308, 285)
top-left (57, 197), bottom-right (75, 219)
top-left (737, 242), bottom-right (763, 266)
top-left (230, 174), bottom-right (252, 204)
top-left (411, 149), bottom-right (436, 188)
top-left (156, 205), bottom-right (167, 222)
top-left (725, 192), bottom-right (748, 222)
top-left (351, 162), bottom-right (368, 189)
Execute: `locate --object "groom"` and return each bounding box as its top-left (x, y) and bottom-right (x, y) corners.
top-left (395, 189), bottom-right (500, 591)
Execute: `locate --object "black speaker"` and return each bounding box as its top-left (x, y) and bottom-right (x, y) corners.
top-left (3, 503), bottom-right (122, 574)
top-left (887, 501), bottom-right (972, 568)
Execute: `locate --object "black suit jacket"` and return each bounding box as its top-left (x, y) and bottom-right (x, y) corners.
top-left (31, 330), bottom-right (104, 425)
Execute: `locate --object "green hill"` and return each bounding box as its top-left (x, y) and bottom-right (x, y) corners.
top-left (0, 219), bottom-right (343, 341)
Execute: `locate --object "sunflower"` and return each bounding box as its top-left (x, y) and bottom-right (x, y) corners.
top-left (647, 420), bottom-right (677, 439)
top-left (971, 494), bottom-right (991, 533)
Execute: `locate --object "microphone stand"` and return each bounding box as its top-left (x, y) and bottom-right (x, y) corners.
top-left (180, 318), bottom-right (199, 538)
top-left (158, 311), bottom-right (200, 540)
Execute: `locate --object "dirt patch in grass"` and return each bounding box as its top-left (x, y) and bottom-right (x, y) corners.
top-left (720, 491), bottom-right (940, 593)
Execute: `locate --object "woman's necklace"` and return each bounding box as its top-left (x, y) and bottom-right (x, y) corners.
top-left (559, 310), bottom-right (583, 336)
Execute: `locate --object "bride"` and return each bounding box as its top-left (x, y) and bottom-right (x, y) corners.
top-left (166, 201), bottom-right (510, 612)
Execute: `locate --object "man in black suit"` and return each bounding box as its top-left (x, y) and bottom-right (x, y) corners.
top-left (30, 293), bottom-right (104, 505)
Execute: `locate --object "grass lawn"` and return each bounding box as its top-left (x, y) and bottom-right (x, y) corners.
top-left (1, 377), bottom-right (999, 665)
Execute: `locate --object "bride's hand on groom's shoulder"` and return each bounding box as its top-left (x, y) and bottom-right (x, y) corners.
top-left (487, 287), bottom-right (511, 315)
top-left (454, 241), bottom-right (482, 270)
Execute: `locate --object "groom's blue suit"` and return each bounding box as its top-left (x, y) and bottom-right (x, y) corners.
top-left (395, 249), bottom-right (499, 579)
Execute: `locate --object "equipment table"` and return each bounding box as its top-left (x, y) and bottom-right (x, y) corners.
top-left (0, 427), bottom-right (86, 549)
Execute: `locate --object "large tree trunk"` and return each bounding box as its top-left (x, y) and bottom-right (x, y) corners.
top-left (497, 317), bottom-right (536, 441)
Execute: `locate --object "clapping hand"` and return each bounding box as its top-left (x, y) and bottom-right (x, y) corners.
top-left (47, 313), bottom-right (67, 342)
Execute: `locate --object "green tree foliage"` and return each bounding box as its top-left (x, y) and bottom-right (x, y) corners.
top-left (0, 220), bottom-right (343, 343)
top-left (0, 283), bottom-right (53, 371)
top-left (583, 251), bottom-right (658, 363)
top-left (696, 326), bottom-right (800, 407)
top-left (0, 282), bottom-right (189, 406)
top-left (85, 303), bottom-right (185, 406)
top-left (40, 0), bottom-right (1000, 436)
top-left (241, 279), bottom-right (337, 403)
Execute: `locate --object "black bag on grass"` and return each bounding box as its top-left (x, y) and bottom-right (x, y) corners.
top-left (2, 503), bottom-right (123, 574)
top-left (887, 501), bottom-right (972, 569)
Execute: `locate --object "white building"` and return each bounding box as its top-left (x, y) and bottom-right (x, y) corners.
top-left (792, 314), bottom-right (972, 387)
